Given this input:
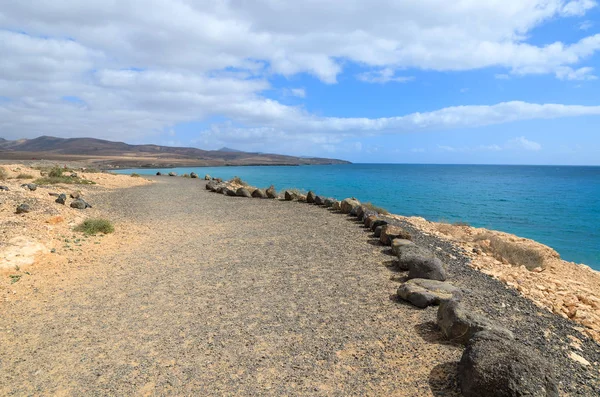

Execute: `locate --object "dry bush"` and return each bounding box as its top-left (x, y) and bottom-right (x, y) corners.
top-left (16, 173), bottom-right (34, 179)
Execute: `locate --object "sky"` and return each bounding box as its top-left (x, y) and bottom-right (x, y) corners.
top-left (1, 1), bottom-right (600, 165)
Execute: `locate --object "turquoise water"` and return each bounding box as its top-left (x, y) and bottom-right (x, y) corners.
top-left (116, 164), bottom-right (600, 270)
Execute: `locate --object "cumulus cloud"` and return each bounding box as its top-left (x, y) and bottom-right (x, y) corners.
top-left (356, 68), bottom-right (414, 84)
top-left (1, 1), bottom-right (600, 151)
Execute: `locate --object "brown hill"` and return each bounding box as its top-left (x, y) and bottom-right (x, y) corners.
top-left (0, 136), bottom-right (351, 168)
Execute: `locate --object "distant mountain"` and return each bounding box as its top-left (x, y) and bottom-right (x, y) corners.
top-left (0, 136), bottom-right (351, 168)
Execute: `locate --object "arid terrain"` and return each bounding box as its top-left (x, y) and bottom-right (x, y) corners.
top-left (1, 164), bottom-right (599, 395)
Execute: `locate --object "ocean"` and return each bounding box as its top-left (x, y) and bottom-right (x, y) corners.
top-left (116, 164), bottom-right (600, 270)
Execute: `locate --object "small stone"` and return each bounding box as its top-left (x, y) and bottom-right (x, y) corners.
top-left (55, 193), bottom-right (67, 205)
top-left (70, 191), bottom-right (81, 199)
top-left (0, 185), bottom-right (9, 191)
top-left (168, 172), bottom-right (177, 176)
top-left (569, 351), bottom-right (590, 366)
top-left (70, 199), bottom-right (91, 209)
top-left (16, 203), bottom-right (31, 214)
top-left (156, 172), bottom-right (162, 176)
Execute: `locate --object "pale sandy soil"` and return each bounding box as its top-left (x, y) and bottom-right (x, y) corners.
top-left (0, 164), bottom-right (151, 274)
top-left (395, 215), bottom-right (600, 342)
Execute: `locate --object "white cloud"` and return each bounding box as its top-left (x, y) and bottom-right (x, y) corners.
top-left (1, 1), bottom-right (600, 151)
top-left (495, 74), bottom-right (511, 80)
top-left (579, 20), bottom-right (594, 30)
top-left (507, 136), bottom-right (543, 151)
top-left (356, 68), bottom-right (414, 84)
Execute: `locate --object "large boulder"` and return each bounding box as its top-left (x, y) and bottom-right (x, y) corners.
top-left (314, 195), bottom-right (325, 205)
top-left (391, 239), bottom-right (416, 255)
top-left (399, 246), bottom-right (447, 281)
top-left (252, 188), bottom-right (268, 199)
top-left (437, 299), bottom-right (514, 345)
top-left (284, 190), bottom-right (296, 201)
top-left (380, 224), bottom-right (412, 245)
top-left (204, 174), bottom-right (211, 180)
top-left (55, 193), bottom-right (67, 205)
top-left (266, 185), bottom-right (277, 199)
top-left (359, 208), bottom-right (378, 222)
top-left (16, 203), bottom-right (31, 214)
top-left (206, 181), bottom-right (216, 191)
top-left (236, 187), bottom-right (252, 198)
top-left (332, 201), bottom-right (341, 211)
top-left (340, 198), bottom-right (360, 214)
top-left (459, 331), bottom-right (559, 397)
top-left (70, 198), bottom-right (92, 209)
top-left (370, 219), bottom-right (388, 232)
top-left (190, 172), bottom-right (198, 179)
top-left (168, 172), bottom-right (177, 177)
top-left (306, 191), bottom-right (316, 203)
top-left (323, 198), bottom-right (335, 208)
top-left (374, 225), bottom-right (384, 238)
top-left (364, 215), bottom-right (379, 229)
top-left (397, 279), bottom-right (461, 309)
top-left (224, 187), bottom-right (238, 197)
top-left (156, 172), bottom-right (162, 176)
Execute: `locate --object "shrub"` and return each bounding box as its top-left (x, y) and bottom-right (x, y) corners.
top-left (362, 202), bottom-right (390, 215)
top-left (0, 167), bottom-right (7, 180)
top-left (453, 221), bottom-right (471, 227)
top-left (16, 173), bottom-right (34, 179)
top-left (75, 218), bottom-right (115, 235)
top-left (130, 173), bottom-right (141, 177)
top-left (48, 167), bottom-right (65, 178)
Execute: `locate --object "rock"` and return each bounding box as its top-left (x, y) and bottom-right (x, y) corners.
top-left (391, 239), bottom-right (416, 255)
top-left (156, 172), bottom-right (162, 176)
top-left (168, 172), bottom-right (177, 177)
top-left (306, 191), bottom-right (316, 203)
top-left (340, 198), bottom-right (360, 214)
top-left (252, 188), bottom-right (268, 199)
top-left (458, 331), bottom-right (559, 397)
top-left (364, 215), bottom-right (379, 229)
top-left (355, 206), bottom-right (365, 220)
top-left (323, 198), bottom-right (335, 208)
top-left (297, 194), bottom-right (307, 202)
top-left (359, 208), bottom-right (377, 222)
top-left (214, 178), bottom-right (223, 183)
top-left (370, 219), bottom-right (388, 231)
top-left (349, 205), bottom-right (360, 216)
top-left (190, 172), bottom-right (198, 179)
top-left (374, 225), bottom-right (384, 238)
top-left (284, 191), bottom-right (297, 201)
top-left (314, 195), bottom-right (325, 205)
top-left (70, 191), bottom-right (81, 199)
top-left (48, 192), bottom-right (60, 197)
top-left (22, 183), bottom-right (37, 191)
top-left (206, 181), bottom-right (217, 190)
top-left (70, 173), bottom-right (78, 178)
top-left (55, 193), bottom-right (67, 205)
top-left (70, 198), bottom-right (91, 209)
top-left (397, 279), bottom-right (461, 308)
top-left (380, 224), bottom-right (412, 245)
top-left (266, 185), bottom-right (277, 199)
top-left (400, 246), bottom-right (447, 281)
top-left (569, 351), bottom-right (591, 366)
top-left (437, 299), bottom-right (514, 344)
top-left (16, 203), bottom-right (31, 214)
top-left (223, 187), bottom-right (238, 197)
top-left (236, 187), bottom-right (252, 198)
top-left (0, 185), bottom-right (9, 191)
top-left (332, 201), bottom-right (341, 211)
top-left (204, 174), bottom-right (211, 180)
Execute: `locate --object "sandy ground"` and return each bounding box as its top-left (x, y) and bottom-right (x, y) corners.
top-left (0, 176), bottom-right (464, 396)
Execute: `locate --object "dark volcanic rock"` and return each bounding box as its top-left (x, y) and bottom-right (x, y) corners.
top-left (437, 299), bottom-right (514, 345)
top-left (379, 224), bottom-right (411, 245)
top-left (391, 239), bottom-right (415, 255)
top-left (459, 331), bottom-right (559, 397)
top-left (206, 181), bottom-right (216, 191)
top-left (399, 246), bottom-right (447, 281)
top-left (70, 198), bottom-right (91, 209)
top-left (22, 183), bottom-right (37, 191)
top-left (397, 279), bottom-right (461, 309)
top-left (70, 191), bottom-right (81, 199)
top-left (374, 225), bottom-right (384, 238)
top-left (236, 187), bottom-right (252, 198)
top-left (16, 203), bottom-right (31, 214)
top-left (190, 172), bottom-right (198, 179)
top-left (168, 172), bottom-right (177, 177)
top-left (370, 219), bottom-right (388, 232)
top-left (204, 174), bottom-right (211, 180)
top-left (340, 198), bottom-right (360, 214)
top-left (224, 187), bottom-right (238, 197)
top-left (314, 195), bottom-right (325, 205)
top-left (323, 198), bottom-right (335, 208)
top-left (306, 191), bottom-right (316, 203)
top-left (284, 190), bottom-right (296, 201)
top-left (0, 185), bottom-right (9, 191)
top-left (266, 185), bottom-right (277, 199)
top-left (156, 172), bottom-right (162, 176)
top-left (364, 215), bottom-right (378, 229)
top-left (360, 209), bottom-right (378, 222)
top-left (252, 188), bottom-right (268, 199)
top-left (55, 193), bottom-right (67, 205)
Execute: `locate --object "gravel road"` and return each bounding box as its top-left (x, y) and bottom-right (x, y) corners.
top-left (0, 177), bottom-right (466, 396)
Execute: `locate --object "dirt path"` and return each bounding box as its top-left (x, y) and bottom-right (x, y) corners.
top-left (0, 177), bottom-right (462, 396)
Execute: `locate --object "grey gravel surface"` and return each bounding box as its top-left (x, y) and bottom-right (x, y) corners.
top-left (1, 177), bottom-right (465, 396)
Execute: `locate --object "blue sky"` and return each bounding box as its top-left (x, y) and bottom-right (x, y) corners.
top-left (1, 1), bottom-right (600, 164)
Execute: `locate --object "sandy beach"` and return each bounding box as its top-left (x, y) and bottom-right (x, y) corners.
top-left (1, 168), bottom-right (599, 395)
